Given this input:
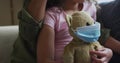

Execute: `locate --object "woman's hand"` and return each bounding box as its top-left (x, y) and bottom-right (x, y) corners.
top-left (90, 48), bottom-right (113, 63)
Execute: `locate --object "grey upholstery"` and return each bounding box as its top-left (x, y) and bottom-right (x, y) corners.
top-left (0, 26), bottom-right (18, 63)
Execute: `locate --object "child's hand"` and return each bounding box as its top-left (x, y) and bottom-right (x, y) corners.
top-left (90, 48), bottom-right (113, 63)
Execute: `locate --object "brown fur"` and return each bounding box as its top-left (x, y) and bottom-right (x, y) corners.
top-left (63, 11), bottom-right (103, 63)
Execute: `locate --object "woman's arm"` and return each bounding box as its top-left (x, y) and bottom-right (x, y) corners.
top-left (17, 0), bottom-right (48, 42)
top-left (104, 36), bottom-right (120, 54)
top-left (37, 24), bottom-right (55, 63)
top-left (27, 0), bottom-right (47, 22)
top-left (89, 3), bottom-right (113, 63)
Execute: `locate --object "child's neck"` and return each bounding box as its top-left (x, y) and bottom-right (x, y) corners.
top-left (62, 2), bottom-right (83, 15)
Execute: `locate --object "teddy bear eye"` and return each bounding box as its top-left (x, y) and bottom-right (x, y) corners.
top-left (86, 23), bottom-right (90, 26)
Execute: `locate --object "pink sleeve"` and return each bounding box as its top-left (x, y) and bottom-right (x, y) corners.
top-left (44, 11), bottom-right (56, 29)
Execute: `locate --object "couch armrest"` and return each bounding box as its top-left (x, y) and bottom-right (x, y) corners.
top-left (0, 25), bottom-right (18, 63)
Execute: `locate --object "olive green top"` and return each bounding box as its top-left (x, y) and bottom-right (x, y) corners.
top-left (11, 0), bottom-right (43, 63)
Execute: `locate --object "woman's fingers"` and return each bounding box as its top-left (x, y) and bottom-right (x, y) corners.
top-left (90, 48), bottom-right (113, 63)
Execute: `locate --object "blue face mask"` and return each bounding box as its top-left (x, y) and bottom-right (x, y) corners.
top-left (72, 22), bottom-right (101, 43)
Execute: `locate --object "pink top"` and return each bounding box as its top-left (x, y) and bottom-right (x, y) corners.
top-left (44, 1), bottom-right (97, 63)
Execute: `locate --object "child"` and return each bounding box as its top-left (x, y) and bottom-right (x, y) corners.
top-left (37, 0), bottom-right (112, 63)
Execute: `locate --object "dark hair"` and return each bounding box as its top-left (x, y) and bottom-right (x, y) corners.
top-left (46, 0), bottom-right (63, 9)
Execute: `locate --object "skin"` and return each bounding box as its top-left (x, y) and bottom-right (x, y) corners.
top-left (104, 37), bottom-right (120, 54)
top-left (37, 24), bottom-right (55, 63)
top-left (26, 0), bottom-right (113, 63)
top-left (27, 0), bottom-right (47, 22)
top-left (90, 48), bottom-right (112, 63)
top-left (62, 0), bottom-right (84, 15)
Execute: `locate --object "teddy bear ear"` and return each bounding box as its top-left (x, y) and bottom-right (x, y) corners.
top-left (66, 15), bottom-right (72, 27)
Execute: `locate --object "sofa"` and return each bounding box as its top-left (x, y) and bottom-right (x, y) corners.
top-left (0, 25), bottom-right (18, 63)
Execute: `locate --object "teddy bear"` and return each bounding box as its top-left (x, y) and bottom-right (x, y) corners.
top-left (63, 11), bottom-right (103, 63)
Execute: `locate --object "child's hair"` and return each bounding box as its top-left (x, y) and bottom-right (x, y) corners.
top-left (46, 0), bottom-right (100, 10)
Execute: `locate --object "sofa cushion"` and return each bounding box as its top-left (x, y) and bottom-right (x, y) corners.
top-left (0, 25), bottom-right (18, 63)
